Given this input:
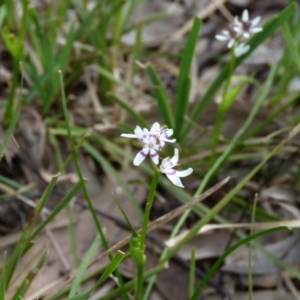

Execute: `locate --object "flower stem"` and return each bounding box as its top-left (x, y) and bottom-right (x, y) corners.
top-left (140, 170), bottom-right (160, 247)
top-left (136, 170), bottom-right (160, 299)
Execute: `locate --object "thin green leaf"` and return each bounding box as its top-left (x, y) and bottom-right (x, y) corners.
top-left (183, 3), bottom-right (297, 138)
top-left (145, 62), bottom-right (174, 128)
top-left (69, 235), bottom-right (102, 297)
top-left (175, 17), bottom-right (201, 138)
top-left (11, 251), bottom-right (47, 300)
top-left (108, 92), bottom-right (148, 128)
top-left (190, 226), bottom-right (288, 299)
top-left (0, 5), bottom-right (7, 29)
top-left (189, 247), bottom-right (196, 298)
top-left (59, 70), bottom-right (109, 252)
top-left (98, 250), bottom-right (126, 285)
top-left (0, 252), bottom-right (7, 300)
top-left (67, 287), bottom-right (93, 300)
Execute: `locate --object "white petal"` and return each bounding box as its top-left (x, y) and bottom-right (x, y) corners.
top-left (134, 126), bottom-right (143, 138)
top-left (234, 16), bottom-right (240, 25)
top-left (133, 148), bottom-right (149, 166)
top-left (160, 157), bottom-right (169, 172)
top-left (227, 39), bottom-right (235, 48)
top-left (166, 174), bottom-right (184, 188)
top-left (216, 34), bottom-right (227, 41)
top-left (150, 122), bottom-right (160, 133)
top-left (251, 27), bottom-right (263, 33)
top-left (251, 16), bottom-right (261, 27)
top-left (243, 32), bottom-right (250, 39)
top-left (242, 9), bottom-right (249, 22)
top-left (160, 137), bottom-right (176, 143)
top-left (121, 133), bottom-right (137, 138)
top-left (176, 168), bottom-right (193, 177)
top-left (149, 148), bottom-right (159, 164)
top-left (171, 148), bottom-right (179, 165)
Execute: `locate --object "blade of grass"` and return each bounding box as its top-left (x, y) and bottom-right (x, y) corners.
top-left (182, 3), bottom-right (297, 138)
top-left (107, 92), bottom-right (148, 128)
top-left (248, 194), bottom-right (258, 300)
top-left (0, 252), bottom-right (7, 300)
top-left (69, 235), bottom-right (102, 297)
top-left (82, 141), bottom-right (143, 217)
top-left (190, 226), bottom-right (288, 300)
top-left (174, 17), bottom-right (201, 139)
top-left (144, 62), bottom-right (174, 128)
top-left (11, 250), bottom-right (47, 300)
top-left (189, 247), bottom-right (196, 299)
top-left (58, 70), bottom-right (110, 251)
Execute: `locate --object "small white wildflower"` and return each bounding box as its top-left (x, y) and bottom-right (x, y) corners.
top-left (234, 42), bottom-right (250, 57)
top-left (215, 24), bottom-right (239, 48)
top-left (121, 122), bottom-right (176, 166)
top-left (234, 9), bottom-right (263, 39)
top-left (159, 148), bottom-right (193, 188)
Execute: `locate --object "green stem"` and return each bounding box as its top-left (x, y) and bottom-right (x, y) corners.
top-left (136, 170), bottom-right (160, 299)
top-left (140, 170), bottom-right (160, 247)
top-left (136, 264), bottom-right (144, 300)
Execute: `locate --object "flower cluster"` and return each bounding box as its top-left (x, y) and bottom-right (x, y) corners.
top-left (121, 122), bottom-right (193, 188)
top-left (216, 10), bottom-right (262, 57)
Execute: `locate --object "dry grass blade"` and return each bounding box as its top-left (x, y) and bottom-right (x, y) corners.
top-left (89, 176), bottom-right (230, 267)
top-left (166, 220), bottom-right (300, 247)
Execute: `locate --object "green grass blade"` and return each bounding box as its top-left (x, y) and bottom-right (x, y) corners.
top-left (190, 226), bottom-right (288, 300)
top-left (0, 252), bottom-right (7, 300)
top-left (108, 92), bottom-right (148, 128)
top-left (0, 5), bottom-right (7, 29)
top-left (182, 3), bottom-right (297, 138)
top-left (281, 22), bottom-right (300, 74)
top-left (59, 70), bottom-right (110, 251)
top-left (189, 247), bottom-right (196, 299)
top-left (11, 250), bottom-right (47, 300)
top-left (98, 250), bottom-right (126, 285)
top-left (30, 182), bottom-right (82, 239)
top-left (67, 287), bottom-right (94, 300)
top-left (145, 62), bottom-right (174, 128)
top-left (67, 251), bottom-right (125, 300)
top-left (69, 235), bottom-right (102, 297)
top-left (0, 94), bottom-right (21, 163)
top-left (82, 141), bottom-right (143, 217)
top-left (174, 17), bottom-right (201, 138)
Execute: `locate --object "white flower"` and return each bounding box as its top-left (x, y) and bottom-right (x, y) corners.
top-left (159, 148), bottom-right (193, 188)
top-left (234, 10), bottom-right (263, 39)
top-left (121, 122), bottom-right (176, 166)
top-left (234, 42), bottom-right (250, 57)
top-left (215, 24), bottom-right (239, 48)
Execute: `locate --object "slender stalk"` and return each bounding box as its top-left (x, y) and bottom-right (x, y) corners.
top-left (135, 170), bottom-right (160, 299)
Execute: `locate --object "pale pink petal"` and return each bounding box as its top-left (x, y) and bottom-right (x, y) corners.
top-left (251, 16), bottom-right (261, 27)
top-left (133, 148), bottom-right (149, 166)
top-left (149, 148), bottom-right (159, 164)
top-left (242, 9), bottom-right (249, 22)
top-left (166, 174), bottom-right (184, 188)
top-left (121, 133), bottom-right (137, 138)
